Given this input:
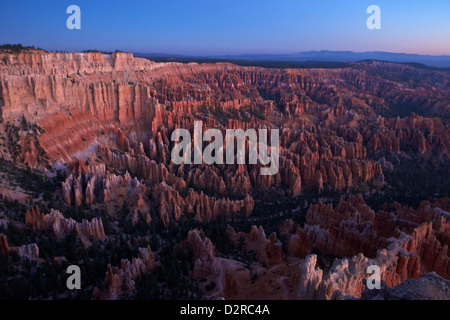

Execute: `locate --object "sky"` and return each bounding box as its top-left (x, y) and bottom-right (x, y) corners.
top-left (0, 0), bottom-right (449, 56)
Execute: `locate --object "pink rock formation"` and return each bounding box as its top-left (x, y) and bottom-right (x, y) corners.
top-left (0, 233), bottom-right (40, 261)
top-left (156, 182), bottom-right (254, 227)
top-left (227, 225), bottom-right (283, 266)
top-left (3, 50), bottom-right (445, 197)
top-left (25, 206), bottom-right (105, 241)
top-left (187, 229), bottom-right (220, 280)
top-left (281, 196), bottom-right (450, 298)
top-left (1, 49), bottom-right (449, 300)
top-left (97, 246), bottom-right (155, 300)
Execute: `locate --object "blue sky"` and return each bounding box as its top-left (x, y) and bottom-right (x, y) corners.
top-left (0, 0), bottom-right (449, 55)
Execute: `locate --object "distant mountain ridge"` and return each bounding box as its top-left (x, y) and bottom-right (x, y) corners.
top-left (135, 50), bottom-right (450, 68)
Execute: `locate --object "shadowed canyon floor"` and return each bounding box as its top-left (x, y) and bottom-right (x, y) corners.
top-left (0, 49), bottom-right (449, 300)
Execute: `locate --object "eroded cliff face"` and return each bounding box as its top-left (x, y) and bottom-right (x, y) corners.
top-left (0, 233), bottom-right (40, 261)
top-left (25, 206), bottom-right (106, 242)
top-left (361, 272), bottom-right (450, 300)
top-left (1, 51), bottom-right (448, 169)
top-left (94, 245), bottom-right (156, 300)
top-left (0, 52), bottom-right (404, 231)
top-left (219, 196), bottom-right (450, 300)
top-left (0, 51), bottom-right (164, 164)
top-left (0, 51), bottom-right (159, 121)
top-left (298, 196), bottom-right (450, 299)
top-left (0, 50), bottom-right (449, 300)
top-left (187, 229), bottom-right (220, 280)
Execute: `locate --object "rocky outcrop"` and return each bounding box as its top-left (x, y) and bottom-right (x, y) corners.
top-left (1, 50), bottom-right (449, 300)
top-left (96, 245), bottom-right (155, 300)
top-left (0, 233), bottom-right (40, 261)
top-left (2, 50), bottom-right (446, 195)
top-left (296, 235), bottom-right (422, 300)
top-left (285, 196), bottom-right (450, 299)
top-left (297, 255), bottom-right (325, 299)
top-left (360, 272), bottom-right (450, 300)
top-left (218, 196), bottom-right (450, 300)
top-left (227, 225), bottom-right (283, 266)
top-left (156, 182), bottom-right (254, 227)
top-left (25, 207), bottom-right (105, 241)
top-left (284, 195), bottom-right (450, 266)
top-left (266, 233), bottom-right (283, 265)
top-left (187, 229), bottom-right (220, 280)
top-left (286, 227), bottom-right (311, 258)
